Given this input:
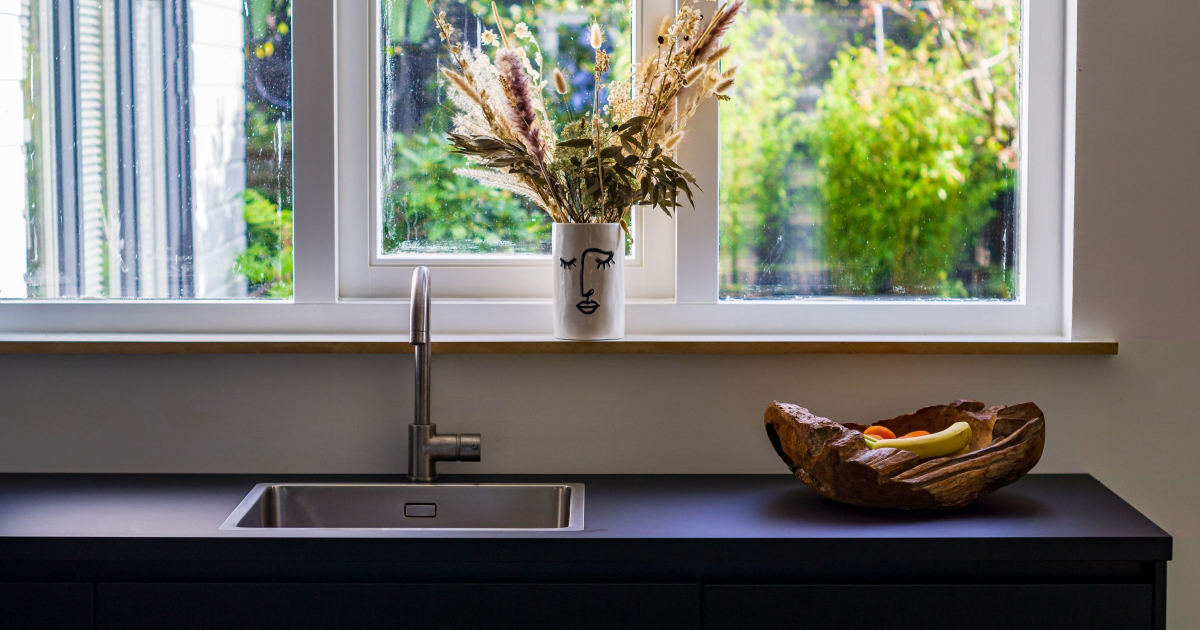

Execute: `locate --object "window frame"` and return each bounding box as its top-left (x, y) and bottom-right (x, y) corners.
top-left (0, 0), bottom-right (1077, 338)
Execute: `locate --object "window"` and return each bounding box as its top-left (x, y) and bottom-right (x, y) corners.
top-left (719, 1), bottom-right (1021, 301)
top-left (0, 0), bottom-right (293, 300)
top-left (341, 0), bottom-right (1067, 332)
top-left (377, 0), bottom-right (633, 257)
top-left (0, 0), bottom-right (1074, 337)
top-left (337, 0), bottom-right (675, 299)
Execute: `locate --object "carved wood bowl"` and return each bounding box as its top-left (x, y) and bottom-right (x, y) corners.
top-left (765, 400), bottom-right (1045, 510)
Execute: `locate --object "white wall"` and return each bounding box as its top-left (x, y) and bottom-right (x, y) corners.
top-left (189, 0), bottom-right (247, 298)
top-left (0, 2), bottom-right (28, 299)
top-left (0, 0), bottom-right (1198, 627)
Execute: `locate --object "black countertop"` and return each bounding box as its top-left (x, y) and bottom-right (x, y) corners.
top-left (0, 474), bottom-right (1170, 571)
top-left (0, 473), bottom-right (1173, 586)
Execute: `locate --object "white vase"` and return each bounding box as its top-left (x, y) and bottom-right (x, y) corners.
top-left (552, 223), bottom-right (625, 340)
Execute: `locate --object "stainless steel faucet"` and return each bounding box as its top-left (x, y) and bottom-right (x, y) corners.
top-left (408, 266), bottom-right (481, 482)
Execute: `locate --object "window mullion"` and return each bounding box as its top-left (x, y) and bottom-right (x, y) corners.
top-left (293, 0), bottom-right (340, 304)
top-left (666, 0), bottom-right (719, 304)
top-left (335, 0), bottom-right (372, 300)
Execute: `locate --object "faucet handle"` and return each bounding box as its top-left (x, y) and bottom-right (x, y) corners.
top-left (458, 433), bottom-right (482, 462)
top-left (410, 266), bottom-right (431, 345)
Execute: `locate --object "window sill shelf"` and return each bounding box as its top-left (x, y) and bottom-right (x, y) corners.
top-left (0, 334), bottom-right (1118, 355)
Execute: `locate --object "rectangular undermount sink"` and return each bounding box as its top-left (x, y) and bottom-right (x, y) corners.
top-left (220, 483), bottom-right (584, 531)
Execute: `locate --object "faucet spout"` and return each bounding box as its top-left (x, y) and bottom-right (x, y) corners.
top-left (411, 267), bottom-right (432, 428)
top-left (410, 266), bottom-right (431, 345)
top-left (407, 267), bottom-right (481, 482)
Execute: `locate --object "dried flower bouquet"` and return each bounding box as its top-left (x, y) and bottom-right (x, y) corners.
top-left (425, 0), bottom-right (745, 235)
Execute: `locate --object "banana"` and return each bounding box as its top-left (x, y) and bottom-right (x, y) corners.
top-left (863, 421), bottom-right (972, 460)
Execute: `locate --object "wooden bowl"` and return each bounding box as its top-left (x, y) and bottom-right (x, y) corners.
top-left (765, 400), bottom-right (1045, 510)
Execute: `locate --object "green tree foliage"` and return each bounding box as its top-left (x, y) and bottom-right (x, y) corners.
top-left (718, 0), bottom-right (1019, 299)
top-left (813, 0), bottom-right (1020, 297)
top-left (814, 43), bottom-right (1009, 295)
top-left (383, 133), bottom-right (551, 253)
top-left (237, 0), bottom-right (294, 297)
top-left (720, 8), bottom-right (809, 290)
top-left (234, 189), bottom-right (293, 298)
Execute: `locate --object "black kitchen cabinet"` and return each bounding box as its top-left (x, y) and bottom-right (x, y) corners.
top-left (0, 583), bottom-right (92, 630)
top-left (704, 583), bottom-right (1154, 630)
top-left (92, 581), bottom-right (1162, 630)
top-left (96, 583), bottom-right (699, 630)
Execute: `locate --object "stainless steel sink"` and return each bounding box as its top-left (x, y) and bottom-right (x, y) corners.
top-left (221, 483), bottom-right (584, 531)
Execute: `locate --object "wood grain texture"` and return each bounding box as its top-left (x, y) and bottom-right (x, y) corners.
top-left (765, 400), bottom-right (1046, 509)
top-left (0, 339), bottom-right (1118, 355)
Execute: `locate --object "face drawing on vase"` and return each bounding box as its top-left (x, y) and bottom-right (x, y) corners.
top-left (559, 248), bottom-right (616, 315)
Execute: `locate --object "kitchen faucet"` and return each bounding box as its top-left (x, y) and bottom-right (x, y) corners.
top-left (408, 266), bottom-right (481, 482)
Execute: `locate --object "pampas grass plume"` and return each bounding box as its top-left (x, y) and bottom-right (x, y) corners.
top-left (589, 23), bottom-right (604, 50)
top-left (656, 16), bottom-right (671, 37)
top-left (440, 68), bottom-right (483, 107)
top-left (706, 45), bottom-right (732, 64)
top-left (553, 68), bottom-right (570, 95)
top-left (692, 0), bottom-right (746, 61)
top-left (496, 48), bottom-right (544, 160)
top-left (664, 130), bottom-right (685, 150)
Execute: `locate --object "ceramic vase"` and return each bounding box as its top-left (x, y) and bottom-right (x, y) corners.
top-left (552, 223), bottom-right (625, 340)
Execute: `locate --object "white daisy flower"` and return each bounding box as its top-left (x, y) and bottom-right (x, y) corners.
top-left (480, 29), bottom-right (498, 46)
top-left (513, 22), bottom-right (531, 40)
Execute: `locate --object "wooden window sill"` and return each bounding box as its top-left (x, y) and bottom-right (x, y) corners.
top-left (0, 334), bottom-right (1118, 355)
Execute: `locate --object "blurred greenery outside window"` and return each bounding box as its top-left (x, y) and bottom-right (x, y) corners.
top-left (720, 0), bottom-right (1021, 300)
top-left (240, 0), bottom-right (295, 298)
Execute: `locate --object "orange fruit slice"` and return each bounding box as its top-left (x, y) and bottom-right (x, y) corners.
top-left (863, 426), bottom-right (897, 440)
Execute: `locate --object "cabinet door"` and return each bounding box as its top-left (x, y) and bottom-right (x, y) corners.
top-left (704, 584), bottom-right (1152, 630)
top-left (98, 583), bottom-right (699, 630)
top-left (0, 583), bottom-right (93, 630)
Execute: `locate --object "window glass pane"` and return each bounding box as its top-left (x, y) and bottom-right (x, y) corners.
top-left (378, 0), bottom-right (632, 256)
top-left (719, 0), bottom-right (1020, 300)
top-left (241, 0), bottom-right (294, 298)
top-left (0, 0), bottom-right (41, 299)
top-left (0, 0), bottom-right (293, 300)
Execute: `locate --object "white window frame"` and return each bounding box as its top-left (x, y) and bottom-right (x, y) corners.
top-left (0, 0), bottom-right (1076, 338)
